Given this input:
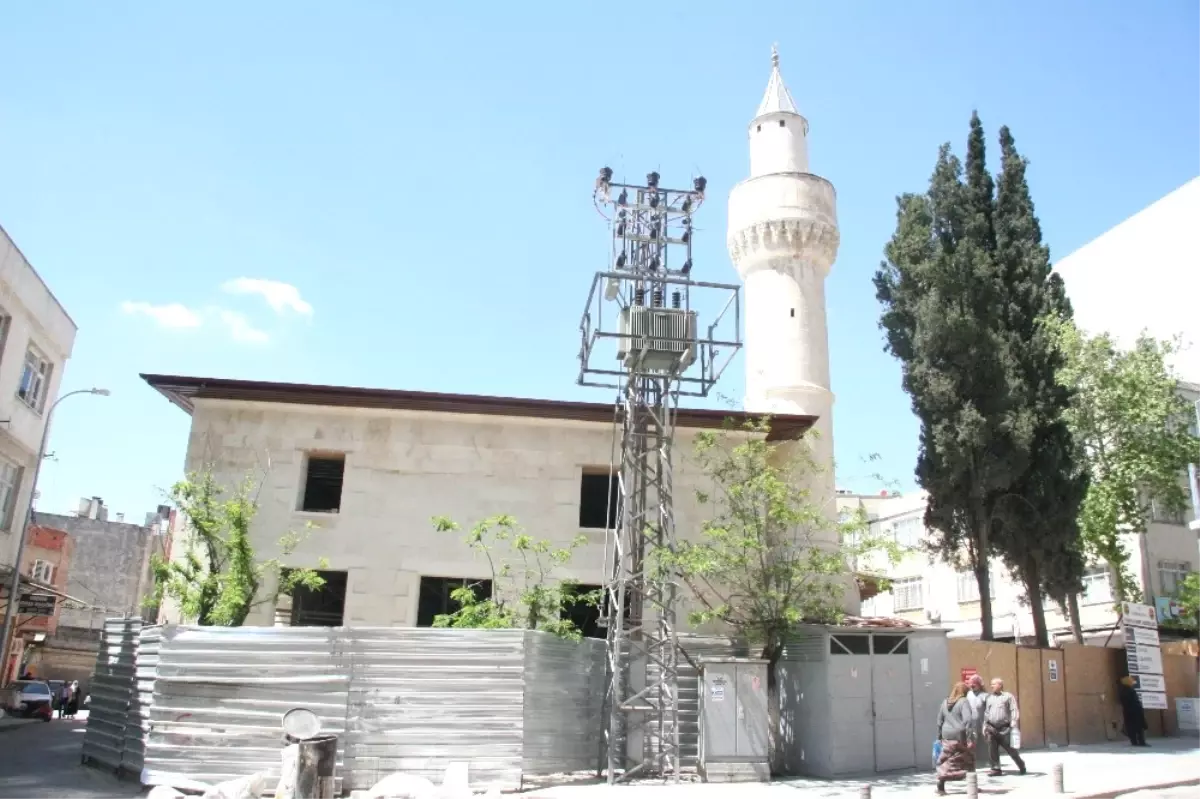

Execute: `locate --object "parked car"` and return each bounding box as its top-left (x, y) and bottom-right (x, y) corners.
top-left (7, 680), bottom-right (54, 721)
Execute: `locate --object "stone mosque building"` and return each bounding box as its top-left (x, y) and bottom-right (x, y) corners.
top-left (145, 50), bottom-right (847, 631)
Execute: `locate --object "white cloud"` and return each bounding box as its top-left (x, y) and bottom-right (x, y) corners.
top-left (119, 301), bottom-right (204, 329)
top-left (221, 277), bottom-right (313, 316)
top-left (216, 310), bottom-right (271, 344)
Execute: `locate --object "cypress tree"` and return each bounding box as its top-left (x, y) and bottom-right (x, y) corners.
top-left (989, 126), bottom-right (1088, 646)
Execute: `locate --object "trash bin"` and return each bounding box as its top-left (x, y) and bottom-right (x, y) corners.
top-left (295, 734), bottom-right (338, 799)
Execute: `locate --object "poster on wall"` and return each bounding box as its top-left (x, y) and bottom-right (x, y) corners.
top-left (1121, 601), bottom-right (1167, 710)
top-left (960, 667), bottom-right (978, 684)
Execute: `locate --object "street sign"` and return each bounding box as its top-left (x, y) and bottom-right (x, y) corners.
top-left (1122, 601), bottom-right (1166, 711)
top-left (1121, 602), bottom-right (1158, 629)
top-left (17, 593), bottom-right (57, 617)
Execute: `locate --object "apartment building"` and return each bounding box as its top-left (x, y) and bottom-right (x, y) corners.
top-left (840, 482), bottom-right (1197, 645)
top-left (0, 225), bottom-right (78, 570)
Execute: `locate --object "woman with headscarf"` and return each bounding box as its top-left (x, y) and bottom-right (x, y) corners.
top-left (65, 681), bottom-right (80, 718)
top-left (934, 681), bottom-right (977, 795)
top-left (1118, 676), bottom-right (1148, 747)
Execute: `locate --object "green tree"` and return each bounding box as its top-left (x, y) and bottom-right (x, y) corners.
top-left (430, 514), bottom-right (600, 640)
top-left (1053, 325), bottom-right (1199, 627)
top-left (660, 418), bottom-right (900, 737)
top-left (150, 466), bottom-right (326, 626)
top-left (875, 115), bottom-right (1028, 640)
top-left (1166, 572), bottom-right (1200, 632)
top-left (988, 125), bottom-right (1089, 647)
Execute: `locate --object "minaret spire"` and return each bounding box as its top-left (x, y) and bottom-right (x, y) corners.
top-left (756, 44), bottom-right (799, 118)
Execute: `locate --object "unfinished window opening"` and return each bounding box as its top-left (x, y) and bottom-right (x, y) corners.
top-left (779, 119), bottom-right (786, 127)
top-left (756, 124), bottom-right (761, 132)
top-left (829, 634), bottom-right (870, 656)
top-left (873, 634), bottom-right (909, 655)
top-left (561, 583), bottom-right (604, 639)
top-left (790, 308), bottom-right (795, 318)
top-left (301, 453), bottom-right (345, 513)
top-left (417, 576), bottom-right (494, 627)
top-left (579, 470), bottom-right (620, 529)
top-left (288, 569), bottom-right (348, 627)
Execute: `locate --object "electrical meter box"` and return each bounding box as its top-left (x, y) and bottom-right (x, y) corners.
top-left (698, 658), bottom-right (770, 782)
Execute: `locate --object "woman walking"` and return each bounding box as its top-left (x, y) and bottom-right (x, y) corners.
top-left (935, 681), bottom-right (977, 795)
top-left (64, 681), bottom-right (80, 719)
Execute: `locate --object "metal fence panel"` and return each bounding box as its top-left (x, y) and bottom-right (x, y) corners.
top-left (343, 628), bottom-right (527, 793)
top-left (121, 624), bottom-right (162, 774)
top-left (82, 618), bottom-right (142, 771)
top-left (141, 625), bottom-right (350, 791)
top-left (521, 632), bottom-right (606, 777)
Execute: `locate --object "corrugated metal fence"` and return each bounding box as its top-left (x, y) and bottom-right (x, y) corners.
top-left (90, 625), bottom-right (611, 792)
top-left (81, 618), bottom-right (142, 771)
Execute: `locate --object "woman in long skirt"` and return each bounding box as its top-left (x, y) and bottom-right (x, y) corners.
top-left (935, 681), bottom-right (977, 794)
top-left (65, 681), bottom-right (80, 718)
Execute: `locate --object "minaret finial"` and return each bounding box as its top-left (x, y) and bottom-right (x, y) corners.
top-left (771, 43), bottom-right (780, 69)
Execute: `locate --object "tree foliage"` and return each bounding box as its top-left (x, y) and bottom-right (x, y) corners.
top-left (1165, 572), bottom-right (1200, 632)
top-left (1053, 325), bottom-right (1199, 601)
top-left (875, 113), bottom-right (1084, 640)
top-left (430, 514), bottom-right (600, 641)
top-left (150, 466), bottom-right (326, 626)
top-left (660, 418), bottom-right (901, 671)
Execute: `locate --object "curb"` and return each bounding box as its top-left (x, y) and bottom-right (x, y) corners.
top-left (0, 719), bottom-right (40, 734)
top-left (1074, 778), bottom-right (1200, 798)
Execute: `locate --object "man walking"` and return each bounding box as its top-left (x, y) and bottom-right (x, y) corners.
top-left (983, 677), bottom-right (1026, 776)
top-left (966, 674), bottom-right (987, 746)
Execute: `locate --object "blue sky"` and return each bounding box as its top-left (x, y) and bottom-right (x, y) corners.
top-left (2, 1), bottom-right (1197, 518)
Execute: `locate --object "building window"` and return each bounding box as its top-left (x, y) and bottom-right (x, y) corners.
top-left (1150, 498), bottom-right (1186, 525)
top-left (0, 311), bottom-right (11, 363)
top-left (30, 559), bottom-right (54, 583)
top-left (1081, 564), bottom-right (1113, 605)
top-left (892, 576), bottom-right (924, 611)
top-left (417, 576), bottom-right (494, 627)
top-left (18, 346), bottom-right (52, 411)
top-left (1158, 560), bottom-right (1192, 597)
top-left (287, 569), bottom-right (347, 627)
top-left (579, 470), bottom-right (619, 529)
top-left (956, 569), bottom-right (997, 603)
top-left (0, 458), bottom-right (20, 530)
top-left (300, 454), bottom-right (345, 513)
top-left (891, 516), bottom-right (923, 548)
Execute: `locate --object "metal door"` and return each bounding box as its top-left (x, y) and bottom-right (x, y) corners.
top-left (908, 633), bottom-right (950, 771)
top-left (701, 663), bottom-right (738, 757)
top-left (735, 664), bottom-right (769, 758)
top-left (872, 634), bottom-right (916, 772)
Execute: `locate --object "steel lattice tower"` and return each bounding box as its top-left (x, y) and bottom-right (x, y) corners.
top-left (579, 170), bottom-right (742, 783)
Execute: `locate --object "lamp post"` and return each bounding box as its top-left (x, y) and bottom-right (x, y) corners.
top-left (1, 387), bottom-right (110, 684)
top-left (1188, 399), bottom-right (1200, 531)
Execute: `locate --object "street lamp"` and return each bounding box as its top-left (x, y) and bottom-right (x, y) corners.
top-left (1, 387), bottom-right (110, 684)
top-left (1188, 398), bottom-right (1200, 533)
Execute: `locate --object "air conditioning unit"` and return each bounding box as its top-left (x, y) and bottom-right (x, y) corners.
top-left (617, 306), bottom-right (698, 373)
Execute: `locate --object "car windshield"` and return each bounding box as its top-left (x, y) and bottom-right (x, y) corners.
top-left (21, 683), bottom-right (50, 695)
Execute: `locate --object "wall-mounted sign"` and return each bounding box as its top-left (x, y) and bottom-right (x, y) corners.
top-left (960, 667), bottom-right (978, 684)
top-left (710, 678), bottom-right (726, 702)
top-left (1047, 659), bottom-right (1059, 683)
top-left (17, 594), bottom-right (56, 617)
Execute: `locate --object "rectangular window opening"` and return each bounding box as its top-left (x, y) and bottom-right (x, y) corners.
top-left (892, 576), bottom-right (924, 611)
top-left (417, 576), bottom-right (494, 627)
top-left (579, 470), bottom-right (620, 529)
top-left (30, 559), bottom-right (54, 583)
top-left (1081, 564), bottom-right (1113, 605)
top-left (301, 454), bottom-right (345, 513)
top-left (287, 569), bottom-right (348, 627)
top-left (561, 583), bottom-right (604, 639)
top-left (873, 633), bottom-right (909, 655)
top-left (830, 634), bottom-right (870, 655)
top-left (18, 346), bottom-right (52, 411)
top-left (1158, 560), bottom-right (1192, 597)
top-left (0, 458), bottom-right (22, 530)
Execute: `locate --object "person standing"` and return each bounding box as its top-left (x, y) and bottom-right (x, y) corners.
top-left (934, 681), bottom-right (977, 795)
top-left (57, 682), bottom-right (70, 719)
top-left (966, 674), bottom-right (987, 743)
top-left (983, 677), bottom-right (1026, 776)
top-left (64, 681), bottom-right (79, 719)
top-left (1117, 676), bottom-right (1148, 747)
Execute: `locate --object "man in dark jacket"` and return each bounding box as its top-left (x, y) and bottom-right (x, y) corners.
top-left (1118, 676), bottom-right (1148, 747)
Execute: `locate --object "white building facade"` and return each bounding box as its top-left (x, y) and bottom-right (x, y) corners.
top-left (0, 225), bottom-right (77, 570)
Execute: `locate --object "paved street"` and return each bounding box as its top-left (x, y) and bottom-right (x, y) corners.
top-left (0, 714), bottom-right (140, 799)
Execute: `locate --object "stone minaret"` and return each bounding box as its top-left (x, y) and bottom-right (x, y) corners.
top-left (728, 46), bottom-right (843, 535)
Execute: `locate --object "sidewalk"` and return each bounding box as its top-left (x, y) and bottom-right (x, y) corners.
top-left (524, 738), bottom-right (1200, 797)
